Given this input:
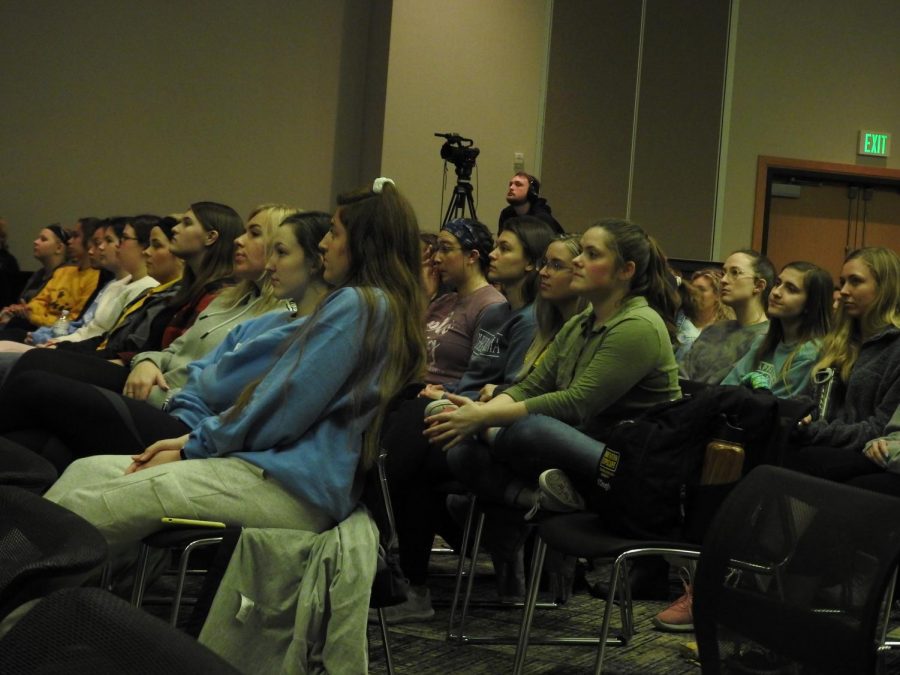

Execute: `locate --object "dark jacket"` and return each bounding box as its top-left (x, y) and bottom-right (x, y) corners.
top-left (800, 326), bottom-right (900, 450)
top-left (498, 197), bottom-right (563, 234)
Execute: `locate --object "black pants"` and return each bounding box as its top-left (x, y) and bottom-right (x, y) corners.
top-left (382, 398), bottom-right (456, 585)
top-left (0, 370), bottom-right (188, 473)
top-left (5, 347), bottom-right (129, 393)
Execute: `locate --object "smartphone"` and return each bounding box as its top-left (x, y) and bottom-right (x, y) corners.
top-left (160, 517), bottom-right (226, 528)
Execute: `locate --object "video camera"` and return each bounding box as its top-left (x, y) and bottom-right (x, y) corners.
top-left (435, 132), bottom-right (479, 181)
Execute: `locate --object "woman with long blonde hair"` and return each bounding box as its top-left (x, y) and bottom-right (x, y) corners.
top-left (124, 204), bottom-right (300, 407)
top-left (792, 246), bottom-right (900, 480)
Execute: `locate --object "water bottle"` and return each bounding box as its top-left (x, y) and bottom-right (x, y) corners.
top-left (51, 309), bottom-right (71, 337)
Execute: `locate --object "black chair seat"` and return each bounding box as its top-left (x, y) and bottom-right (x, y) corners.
top-left (538, 512), bottom-right (697, 559)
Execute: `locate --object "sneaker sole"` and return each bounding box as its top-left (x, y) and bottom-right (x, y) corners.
top-left (651, 616), bottom-right (694, 633)
top-left (539, 469), bottom-right (585, 511)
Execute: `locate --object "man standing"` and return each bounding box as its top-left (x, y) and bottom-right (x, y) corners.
top-left (498, 172), bottom-right (563, 234)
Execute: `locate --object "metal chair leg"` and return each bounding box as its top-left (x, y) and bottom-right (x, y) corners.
top-left (455, 509), bottom-right (486, 642)
top-left (446, 495), bottom-right (480, 641)
top-left (378, 608), bottom-right (395, 675)
top-left (512, 537), bottom-right (547, 675)
top-left (131, 543), bottom-right (153, 606)
top-left (169, 537), bottom-right (224, 625)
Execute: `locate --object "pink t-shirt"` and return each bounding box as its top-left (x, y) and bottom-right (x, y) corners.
top-left (424, 284), bottom-right (506, 386)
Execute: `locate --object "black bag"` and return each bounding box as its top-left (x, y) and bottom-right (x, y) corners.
top-left (590, 385), bottom-right (786, 541)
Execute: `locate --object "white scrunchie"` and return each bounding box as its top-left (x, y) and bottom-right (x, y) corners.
top-left (373, 177), bottom-right (395, 194)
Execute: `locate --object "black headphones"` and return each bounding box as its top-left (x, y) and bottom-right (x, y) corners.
top-left (526, 174), bottom-right (540, 200)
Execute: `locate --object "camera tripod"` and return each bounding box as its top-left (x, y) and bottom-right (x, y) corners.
top-left (442, 179), bottom-right (477, 225)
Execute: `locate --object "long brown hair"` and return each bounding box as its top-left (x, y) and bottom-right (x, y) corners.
top-left (228, 182), bottom-right (426, 470)
top-left (590, 219), bottom-right (679, 341)
top-left (753, 261), bottom-right (833, 386)
top-left (170, 201), bottom-right (243, 308)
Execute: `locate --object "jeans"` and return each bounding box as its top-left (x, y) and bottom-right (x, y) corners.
top-left (446, 414), bottom-right (607, 503)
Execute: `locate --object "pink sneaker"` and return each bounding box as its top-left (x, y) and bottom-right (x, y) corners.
top-left (652, 571), bottom-right (694, 633)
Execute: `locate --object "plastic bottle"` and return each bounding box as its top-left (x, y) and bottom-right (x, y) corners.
top-left (51, 309), bottom-right (71, 338)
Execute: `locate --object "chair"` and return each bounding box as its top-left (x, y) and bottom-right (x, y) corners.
top-left (694, 465), bottom-right (900, 674)
top-left (0, 587), bottom-right (240, 674)
top-left (0, 438), bottom-right (57, 493)
top-left (0, 485), bottom-right (108, 621)
top-left (130, 523), bottom-right (241, 627)
top-left (513, 511), bottom-right (701, 673)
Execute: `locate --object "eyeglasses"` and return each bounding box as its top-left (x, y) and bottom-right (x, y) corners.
top-left (722, 267), bottom-right (754, 281)
top-left (538, 258), bottom-right (572, 273)
top-left (435, 243), bottom-right (462, 255)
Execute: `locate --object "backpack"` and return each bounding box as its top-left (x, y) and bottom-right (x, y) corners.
top-left (590, 385), bottom-right (792, 541)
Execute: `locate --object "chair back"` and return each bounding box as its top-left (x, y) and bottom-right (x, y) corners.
top-left (0, 440), bottom-right (57, 494)
top-left (0, 587), bottom-right (240, 674)
top-left (694, 465), bottom-right (900, 674)
top-left (0, 486), bottom-right (108, 619)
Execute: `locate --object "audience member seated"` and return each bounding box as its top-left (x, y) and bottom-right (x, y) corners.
top-left (679, 250), bottom-right (774, 384)
top-left (424, 218), bottom-right (505, 386)
top-left (0, 223), bottom-right (101, 340)
top-left (40, 179), bottom-right (424, 602)
top-left (425, 216), bottom-right (555, 400)
top-left (0, 209), bottom-right (327, 475)
top-left (856, 403), bottom-right (900, 495)
top-left (382, 217), bottom-right (555, 622)
top-left (789, 247), bottom-right (900, 481)
top-left (3, 223), bottom-right (69, 309)
top-left (2, 202), bottom-right (241, 393)
top-left (723, 261), bottom-right (833, 399)
top-left (0, 218), bottom-right (156, 381)
top-left (125, 205), bottom-right (305, 408)
top-left (27, 217), bottom-right (157, 347)
top-left (497, 172), bottom-right (563, 234)
top-left (425, 220), bottom-right (680, 599)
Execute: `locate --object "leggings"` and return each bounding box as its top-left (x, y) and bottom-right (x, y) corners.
top-left (4, 346), bottom-right (129, 393)
top-left (0, 370), bottom-right (188, 473)
top-left (381, 398), bottom-right (456, 586)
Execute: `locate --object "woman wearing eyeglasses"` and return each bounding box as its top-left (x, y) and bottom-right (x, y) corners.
top-left (427, 218), bottom-right (681, 535)
top-left (423, 218), bottom-right (505, 387)
top-left (678, 250), bottom-right (775, 385)
top-left (381, 217), bottom-right (554, 622)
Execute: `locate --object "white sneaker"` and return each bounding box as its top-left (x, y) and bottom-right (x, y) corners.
top-left (524, 469), bottom-right (586, 520)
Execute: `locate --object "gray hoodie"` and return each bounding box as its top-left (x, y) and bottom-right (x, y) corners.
top-left (130, 290), bottom-right (291, 408)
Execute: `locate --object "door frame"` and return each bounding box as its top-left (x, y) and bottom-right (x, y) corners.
top-left (752, 156), bottom-right (900, 252)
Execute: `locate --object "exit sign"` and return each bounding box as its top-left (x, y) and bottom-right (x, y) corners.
top-left (858, 130), bottom-right (891, 157)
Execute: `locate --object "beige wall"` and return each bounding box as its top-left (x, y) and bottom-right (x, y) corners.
top-left (542, 0), bottom-right (730, 261)
top-left (379, 0), bottom-right (552, 233)
top-left (718, 0), bottom-right (900, 256)
top-left (541, 1), bottom-right (642, 231)
top-left (4, 1), bottom-right (897, 266)
top-left (0, 0), bottom-right (372, 264)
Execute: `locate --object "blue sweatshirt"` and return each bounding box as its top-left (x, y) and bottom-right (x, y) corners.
top-left (452, 302), bottom-right (536, 399)
top-left (171, 287), bottom-right (388, 522)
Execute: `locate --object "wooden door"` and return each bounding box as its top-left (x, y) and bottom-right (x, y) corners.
top-left (766, 182), bottom-right (850, 282)
top-left (754, 157), bottom-right (900, 285)
top-left (860, 186), bottom-right (900, 251)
